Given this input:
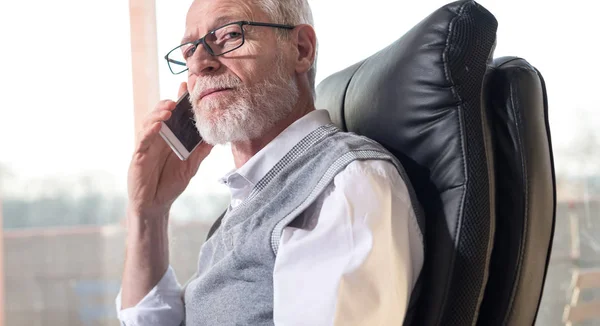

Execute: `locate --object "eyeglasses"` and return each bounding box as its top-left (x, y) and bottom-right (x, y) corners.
top-left (164, 21), bottom-right (295, 75)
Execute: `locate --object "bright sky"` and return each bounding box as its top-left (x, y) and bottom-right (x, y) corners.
top-left (0, 0), bottom-right (598, 198)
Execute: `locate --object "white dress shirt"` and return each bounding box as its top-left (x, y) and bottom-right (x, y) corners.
top-left (116, 110), bottom-right (424, 325)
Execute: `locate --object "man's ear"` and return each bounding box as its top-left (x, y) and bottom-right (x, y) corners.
top-left (293, 24), bottom-right (317, 74)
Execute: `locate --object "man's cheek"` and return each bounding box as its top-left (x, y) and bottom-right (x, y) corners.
top-left (187, 76), bottom-right (197, 94)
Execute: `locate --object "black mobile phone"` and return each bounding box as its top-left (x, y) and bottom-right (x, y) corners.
top-left (159, 91), bottom-right (203, 160)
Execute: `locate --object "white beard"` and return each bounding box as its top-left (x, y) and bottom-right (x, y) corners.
top-left (189, 56), bottom-right (299, 145)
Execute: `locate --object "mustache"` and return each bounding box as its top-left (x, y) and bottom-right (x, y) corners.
top-left (190, 74), bottom-right (243, 102)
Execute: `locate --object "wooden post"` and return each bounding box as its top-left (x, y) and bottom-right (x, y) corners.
top-left (129, 0), bottom-right (160, 139)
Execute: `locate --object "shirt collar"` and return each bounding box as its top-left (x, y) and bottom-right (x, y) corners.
top-left (219, 110), bottom-right (332, 187)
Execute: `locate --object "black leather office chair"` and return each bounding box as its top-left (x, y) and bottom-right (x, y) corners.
top-left (315, 1), bottom-right (556, 325)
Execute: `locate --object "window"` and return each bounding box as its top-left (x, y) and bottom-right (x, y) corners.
top-left (1, 1), bottom-right (134, 324)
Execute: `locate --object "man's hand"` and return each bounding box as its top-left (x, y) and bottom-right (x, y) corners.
top-left (121, 82), bottom-right (211, 309)
top-left (127, 82), bottom-right (212, 220)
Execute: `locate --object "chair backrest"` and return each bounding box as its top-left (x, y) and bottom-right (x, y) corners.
top-left (316, 1), bottom-right (498, 324)
top-left (315, 1), bottom-right (557, 325)
top-left (477, 57), bottom-right (556, 325)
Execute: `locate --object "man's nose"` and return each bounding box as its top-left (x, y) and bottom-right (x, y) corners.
top-left (187, 44), bottom-right (221, 76)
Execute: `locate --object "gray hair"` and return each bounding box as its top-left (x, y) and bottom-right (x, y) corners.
top-left (255, 0), bottom-right (317, 96)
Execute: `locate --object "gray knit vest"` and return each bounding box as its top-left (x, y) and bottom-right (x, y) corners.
top-left (183, 124), bottom-right (424, 325)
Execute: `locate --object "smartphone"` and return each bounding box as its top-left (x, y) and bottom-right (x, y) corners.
top-left (159, 91), bottom-right (203, 161)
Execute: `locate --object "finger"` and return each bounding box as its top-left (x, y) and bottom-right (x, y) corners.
top-left (155, 100), bottom-right (177, 113)
top-left (178, 82), bottom-right (188, 98)
top-left (142, 102), bottom-right (176, 130)
top-left (148, 109), bottom-right (172, 124)
top-left (154, 99), bottom-right (176, 112)
top-left (135, 121), bottom-right (163, 154)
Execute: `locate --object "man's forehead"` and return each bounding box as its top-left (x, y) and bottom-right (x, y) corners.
top-left (183, 0), bottom-right (262, 40)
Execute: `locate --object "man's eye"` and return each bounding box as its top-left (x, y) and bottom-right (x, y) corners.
top-left (184, 46), bottom-right (196, 59)
top-left (216, 32), bottom-right (242, 44)
top-left (225, 32), bottom-right (242, 39)
top-left (214, 26), bottom-right (243, 44)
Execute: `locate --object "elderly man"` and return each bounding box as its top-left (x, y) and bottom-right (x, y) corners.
top-left (117, 0), bottom-right (424, 325)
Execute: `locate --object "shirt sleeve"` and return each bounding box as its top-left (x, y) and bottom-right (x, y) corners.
top-left (272, 159), bottom-right (424, 326)
top-left (115, 265), bottom-right (185, 326)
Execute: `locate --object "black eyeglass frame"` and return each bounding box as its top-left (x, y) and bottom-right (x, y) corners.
top-left (164, 21), bottom-right (296, 75)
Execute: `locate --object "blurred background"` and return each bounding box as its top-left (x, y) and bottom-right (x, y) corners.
top-left (0, 0), bottom-right (598, 325)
